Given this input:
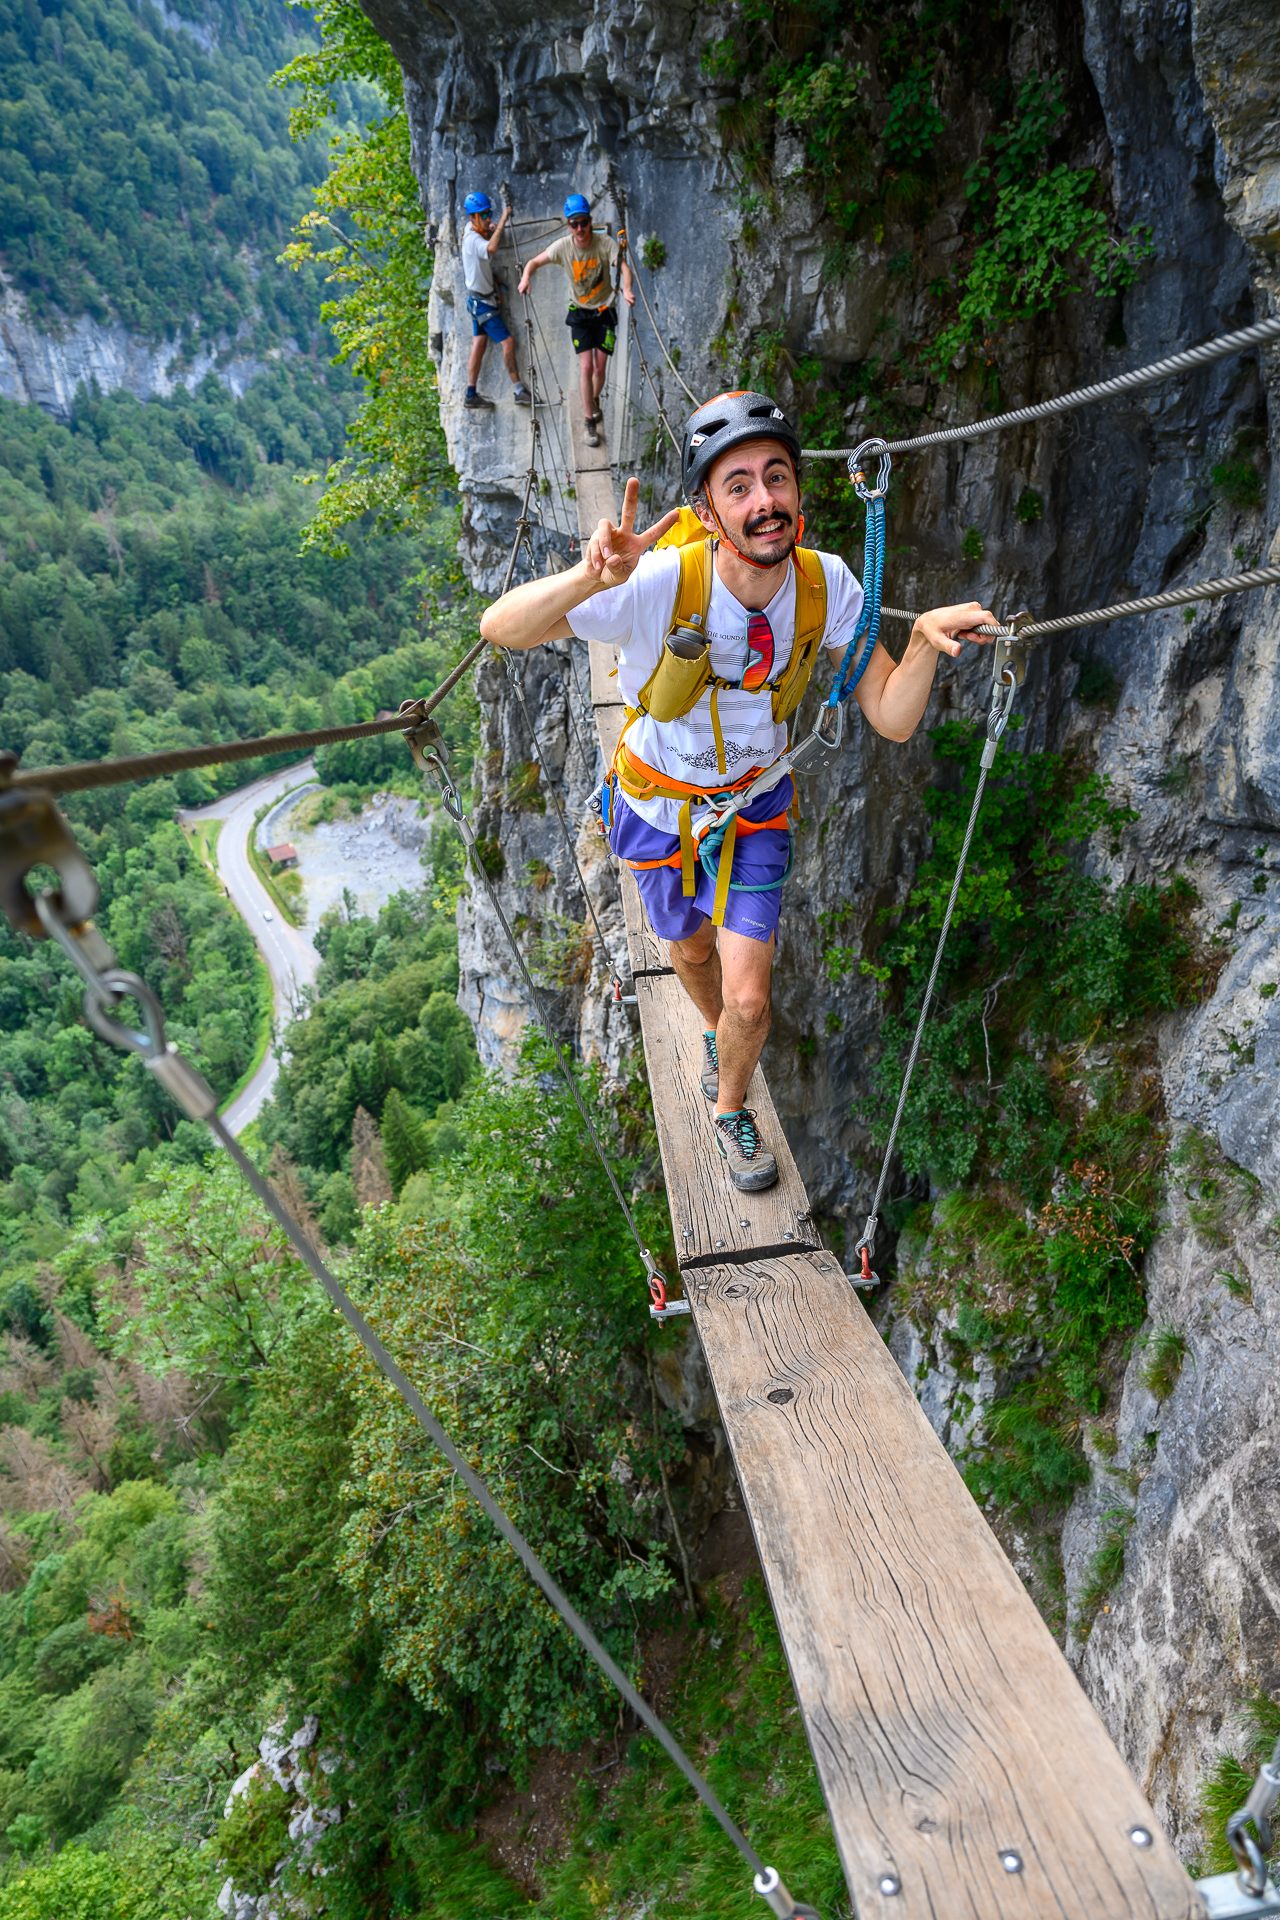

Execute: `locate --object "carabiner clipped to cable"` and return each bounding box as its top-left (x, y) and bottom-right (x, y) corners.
top-left (848, 436), bottom-right (892, 503)
top-left (981, 625), bottom-right (1024, 771)
top-left (646, 1250), bottom-right (691, 1323)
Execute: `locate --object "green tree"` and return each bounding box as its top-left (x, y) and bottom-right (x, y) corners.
top-left (99, 1159), bottom-right (315, 1382)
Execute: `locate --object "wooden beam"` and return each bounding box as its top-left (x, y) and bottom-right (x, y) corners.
top-left (684, 1250), bottom-right (1202, 1920)
top-left (568, 364), bottom-right (1198, 1920)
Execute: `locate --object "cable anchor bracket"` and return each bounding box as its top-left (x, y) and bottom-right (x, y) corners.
top-left (853, 1212), bottom-right (880, 1291)
top-left (646, 1251), bottom-right (691, 1323)
top-left (0, 777), bottom-right (100, 941)
top-left (401, 704), bottom-right (474, 842)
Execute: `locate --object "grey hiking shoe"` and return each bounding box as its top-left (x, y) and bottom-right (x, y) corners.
top-left (585, 417), bottom-right (600, 447)
top-left (463, 391), bottom-right (494, 410)
top-left (699, 1031), bottom-right (719, 1102)
top-left (513, 382), bottom-right (532, 406)
top-left (713, 1108), bottom-right (778, 1193)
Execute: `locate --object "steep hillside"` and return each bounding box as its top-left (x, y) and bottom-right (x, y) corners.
top-left (0, 0), bottom-right (330, 412)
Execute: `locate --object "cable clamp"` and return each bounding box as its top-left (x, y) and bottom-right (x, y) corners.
top-left (754, 1866), bottom-right (823, 1918)
top-left (645, 1252), bottom-right (691, 1322)
top-left (610, 976), bottom-right (638, 1007)
top-left (848, 436), bottom-right (892, 503)
top-left (981, 627), bottom-right (1023, 771)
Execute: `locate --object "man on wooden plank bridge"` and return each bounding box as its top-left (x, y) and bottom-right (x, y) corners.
top-left (480, 389), bottom-right (994, 1193)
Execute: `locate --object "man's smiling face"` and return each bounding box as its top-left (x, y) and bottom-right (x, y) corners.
top-left (703, 438), bottom-right (800, 566)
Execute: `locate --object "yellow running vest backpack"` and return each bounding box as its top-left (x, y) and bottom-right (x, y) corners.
top-left (631, 513), bottom-right (828, 770)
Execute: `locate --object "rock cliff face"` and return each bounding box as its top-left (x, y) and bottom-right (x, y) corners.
top-left (359, 0), bottom-right (1279, 1860)
top-left (0, 274), bottom-right (268, 422)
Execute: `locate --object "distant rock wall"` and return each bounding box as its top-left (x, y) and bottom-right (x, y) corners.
top-left (361, 0), bottom-right (1280, 1859)
top-left (0, 274), bottom-right (267, 422)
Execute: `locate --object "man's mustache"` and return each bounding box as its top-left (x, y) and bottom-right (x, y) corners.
top-left (744, 508), bottom-right (794, 537)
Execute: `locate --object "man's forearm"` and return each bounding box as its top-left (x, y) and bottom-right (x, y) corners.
top-left (870, 630), bottom-right (942, 742)
top-left (480, 557), bottom-right (605, 650)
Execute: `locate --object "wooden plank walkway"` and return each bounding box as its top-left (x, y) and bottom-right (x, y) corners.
top-left (562, 405), bottom-right (1200, 1920)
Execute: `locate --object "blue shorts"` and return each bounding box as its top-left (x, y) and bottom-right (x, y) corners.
top-left (608, 778), bottom-right (793, 945)
top-left (467, 296), bottom-right (510, 343)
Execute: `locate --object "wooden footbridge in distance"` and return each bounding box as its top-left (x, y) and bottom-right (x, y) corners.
top-left (564, 405), bottom-right (1204, 1920)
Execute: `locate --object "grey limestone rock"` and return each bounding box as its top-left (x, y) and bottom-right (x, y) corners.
top-left (0, 276), bottom-right (267, 422)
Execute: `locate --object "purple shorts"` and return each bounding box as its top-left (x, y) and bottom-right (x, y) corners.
top-left (608, 777), bottom-right (793, 945)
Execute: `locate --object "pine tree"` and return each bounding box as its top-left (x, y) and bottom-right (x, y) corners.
top-left (380, 1088), bottom-right (430, 1194)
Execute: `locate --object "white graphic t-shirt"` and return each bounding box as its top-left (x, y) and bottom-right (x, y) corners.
top-left (567, 546), bottom-right (865, 833)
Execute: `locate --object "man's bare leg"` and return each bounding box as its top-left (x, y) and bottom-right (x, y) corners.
top-left (668, 921), bottom-right (721, 1028)
top-left (578, 352), bottom-right (594, 422)
top-left (712, 927), bottom-right (774, 1113)
top-left (467, 334), bottom-right (487, 388)
top-left (666, 924), bottom-right (774, 1108)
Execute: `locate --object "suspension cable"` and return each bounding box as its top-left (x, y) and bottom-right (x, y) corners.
top-left (623, 233), bottom-right (700, 411)
top-left (5, 675), bottom-right (481, 798)
top-left (853, 640), bottom-right (1022, 1286)
top-left (802, 312), bottom-right (1280, 459)
top-left (0, 804), bottom-right (815, 1913)
top-left (505, 191), bottom-right (577, 548)
top-left (879, 558), bottom-right (1280, 643)
top-left (498, 631), bottom-right (624, 991)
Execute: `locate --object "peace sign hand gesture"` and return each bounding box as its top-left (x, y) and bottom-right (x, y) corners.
top-left (585, 478), bottom-right (680, 590)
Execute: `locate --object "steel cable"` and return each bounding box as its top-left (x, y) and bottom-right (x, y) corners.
top-left (879, 559), bottom-right (1280, 643)
top-left (500, 649), bottom-right (619, 980)
top-left (8, 482), bottom-right (542, 797)
top-left (802, 313), bottom-right (1280, 459)
top-left (203, 1110), bottom-right (767, 1881)
top-left (626, 242), bottom-right (700, 411)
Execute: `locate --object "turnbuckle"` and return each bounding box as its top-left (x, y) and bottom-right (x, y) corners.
top-left (645, 1251), bottom-right (691, 1323)
top-left (848, 436), bottom-right (892, 503)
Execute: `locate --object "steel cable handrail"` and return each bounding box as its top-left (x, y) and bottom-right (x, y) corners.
top-left (802, 313), bottom-right (1280, 459)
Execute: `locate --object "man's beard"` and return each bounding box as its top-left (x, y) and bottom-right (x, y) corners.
top-left (740, 508), bottom-right (796, 560)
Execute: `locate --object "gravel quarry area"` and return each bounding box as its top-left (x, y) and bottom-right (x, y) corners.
top-left (259, 790), bottom-right (431, 936)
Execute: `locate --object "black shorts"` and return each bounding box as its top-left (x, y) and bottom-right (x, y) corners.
top-left (567, 304), bottom-right (617, 355)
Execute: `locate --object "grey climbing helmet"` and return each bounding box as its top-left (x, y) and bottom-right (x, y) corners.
top-left (681, 390), bottom-right (801, 502)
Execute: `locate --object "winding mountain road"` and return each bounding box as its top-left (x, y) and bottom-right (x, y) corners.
top-left (179, 761), bottom-right (320, 1134)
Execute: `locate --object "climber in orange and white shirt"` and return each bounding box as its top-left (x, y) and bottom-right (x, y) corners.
top-left (519, 193), bottom-right (635, 449)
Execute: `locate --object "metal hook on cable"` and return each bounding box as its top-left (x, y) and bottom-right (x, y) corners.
top-left (848, 436), bottom-right (892, 502)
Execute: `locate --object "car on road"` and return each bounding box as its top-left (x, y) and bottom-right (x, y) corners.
top-left (263, 909), bottom-right (274, 921)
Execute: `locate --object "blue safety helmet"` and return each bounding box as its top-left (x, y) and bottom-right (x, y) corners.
top-left (563, 193), bottom-right (591, 220)
top-left (463, 191), bottom-right (492, 217)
